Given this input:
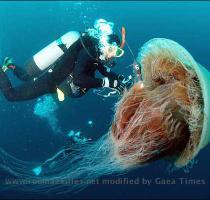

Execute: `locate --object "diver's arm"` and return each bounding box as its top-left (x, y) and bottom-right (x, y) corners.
top-left (73, 50), bottom-right (104, 89)
top-left (97, 63), bottom-right (119, 80)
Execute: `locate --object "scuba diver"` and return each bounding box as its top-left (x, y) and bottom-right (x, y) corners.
top-left (0, 19), bottom-right (132, 102)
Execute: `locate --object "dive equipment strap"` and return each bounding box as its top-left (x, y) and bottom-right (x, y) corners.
top-left (56, 38), bottom-right (68, 53)
top-left (79, 33), bottom-right (98, 62)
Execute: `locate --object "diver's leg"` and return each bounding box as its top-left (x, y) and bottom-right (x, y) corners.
top-left (13, 65), bottom-right (32, 81)
top-left (2, 57), bottom-right (32, 81)
top-left (0, 68), bottom-right (55, 101)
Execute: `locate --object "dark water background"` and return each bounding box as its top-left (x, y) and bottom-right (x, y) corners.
top-left (0, 1), bottom-right (210, 199)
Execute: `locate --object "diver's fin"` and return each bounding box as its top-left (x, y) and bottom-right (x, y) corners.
top-left (2, 57), bottom-right (15, 72)
top-left (56, 88), bottom-right (65, 101)
top-left (2, 65), bottom-right (8, 72)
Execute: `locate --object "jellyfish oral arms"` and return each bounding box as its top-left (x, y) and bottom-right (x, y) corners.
top-left (111, 38), bottom-right (206, 168)
top-left (111, 82), bottom-right (191, 167)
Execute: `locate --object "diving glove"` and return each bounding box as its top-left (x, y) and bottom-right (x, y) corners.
top-left (102, 77), bottom-right (126, 94)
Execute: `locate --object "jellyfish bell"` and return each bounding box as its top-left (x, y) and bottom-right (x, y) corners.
top-left (139, 38), bottom-right (210, 168)
top-left (111, 38), bottom-right (209, 168)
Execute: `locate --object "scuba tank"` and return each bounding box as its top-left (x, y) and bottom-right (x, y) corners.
top-left (25, 31), bottom-right (81, 77)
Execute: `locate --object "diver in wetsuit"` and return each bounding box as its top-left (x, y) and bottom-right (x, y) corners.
top-left (0, 19), bottom-right (130, 102)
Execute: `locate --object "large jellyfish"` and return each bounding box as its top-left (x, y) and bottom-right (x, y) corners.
top-left (0, 38), bottom-right (209, 193)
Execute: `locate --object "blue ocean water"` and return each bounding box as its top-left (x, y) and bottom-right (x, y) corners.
top-left (0, 1), bottom-right (210, 199)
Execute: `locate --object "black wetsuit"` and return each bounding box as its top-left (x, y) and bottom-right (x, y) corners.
top-left (0, 34), bottom-right (119, 101)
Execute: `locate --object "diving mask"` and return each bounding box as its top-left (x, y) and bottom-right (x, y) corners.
top-left (107, 44), bottom-right (124, 58)
top-left (115, 47), bottom-right (124, 57)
